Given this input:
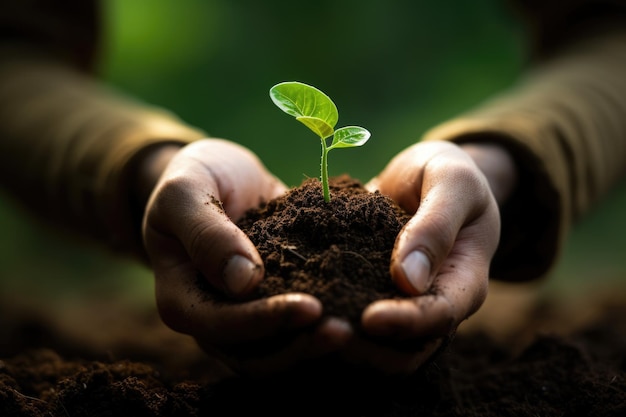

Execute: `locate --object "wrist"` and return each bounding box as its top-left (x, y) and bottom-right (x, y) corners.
top-left (459, 142), bottom-right (518, 207)
top-left (132, 143), bottom-right (183, 209)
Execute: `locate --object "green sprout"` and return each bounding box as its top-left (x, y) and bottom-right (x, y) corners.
top-left (269, 81), bottom-right (371, 202)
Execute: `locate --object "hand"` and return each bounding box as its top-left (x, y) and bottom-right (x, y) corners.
top-left (141, 139), bottom-right (351, 375)
top-left (347, 140), bottom-right (515, 374)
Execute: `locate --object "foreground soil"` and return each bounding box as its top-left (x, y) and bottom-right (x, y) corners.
top-left (1, 292), bottom-right (625, 417)
top-left (1, 176), bottom-right (625, 416)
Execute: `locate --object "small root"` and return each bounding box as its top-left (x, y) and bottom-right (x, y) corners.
top-left (281, 244), bottom-right (307, 261)
top-left (342, 250), bottom-right (374, 269)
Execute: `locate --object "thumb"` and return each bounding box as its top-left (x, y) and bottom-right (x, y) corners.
top-left (188, 201), bottom-right (265, 297)
top-left (389, 183), bottom-right (473, 296)
top-left (143, 176), bottom-right (265, 299)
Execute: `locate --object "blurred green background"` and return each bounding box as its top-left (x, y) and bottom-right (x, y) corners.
top-left (0, 0), bottom-right (624, 308)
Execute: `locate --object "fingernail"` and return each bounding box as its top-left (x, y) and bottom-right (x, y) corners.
top-left (223, 254), bottom-right (260, 295)
top-left (401, 250), bottom-right (432, 294)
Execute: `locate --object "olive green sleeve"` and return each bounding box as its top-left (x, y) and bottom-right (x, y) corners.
top-left (422, 27), bottom-right (626, 281)
top-left (0, 46), bottom-right (206, 259)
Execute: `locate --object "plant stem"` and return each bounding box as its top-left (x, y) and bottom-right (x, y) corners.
top-left (320, 137), bottom-right (330, 202)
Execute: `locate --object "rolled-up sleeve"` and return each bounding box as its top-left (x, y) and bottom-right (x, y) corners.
top-left (0, 1), bottom-right (206, 259)
top-left (422, 1), bottom-right (626, 281)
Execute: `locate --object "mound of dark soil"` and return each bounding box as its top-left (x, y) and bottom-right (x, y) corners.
top-left (237, 175), bottom-right (412, 326)
top-left (1, 297), bottom-right (625, 417)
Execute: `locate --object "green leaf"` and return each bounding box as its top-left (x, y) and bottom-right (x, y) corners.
top-left (269, 81), bottom-right (339, 137)
top-left (295, 116), bottom-right (335, 139)
top-left (269, 80), bottom-right (372, 202)
top-left (329, 126), bottom-right (371, 149)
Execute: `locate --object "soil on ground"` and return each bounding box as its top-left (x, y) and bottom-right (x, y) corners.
top-left (1, 176), bottom-right (625, 416)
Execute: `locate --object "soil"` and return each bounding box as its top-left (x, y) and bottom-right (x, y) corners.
top-left (1, 175), bottom-right (625, 416)
top-left (238, 175), bottom-right (413, 327)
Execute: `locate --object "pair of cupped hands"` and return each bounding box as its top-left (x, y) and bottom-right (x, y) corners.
top-left (141, 137), bottom-right (515, 376)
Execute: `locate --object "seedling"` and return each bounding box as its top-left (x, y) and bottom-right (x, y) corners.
top-left (269, 81), bottom-right (371, 202)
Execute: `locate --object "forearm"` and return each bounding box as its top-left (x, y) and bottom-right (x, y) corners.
top-left (0, 48), bottom-right (205, 259)
top-left (422, 26), bottom-right (626, 281)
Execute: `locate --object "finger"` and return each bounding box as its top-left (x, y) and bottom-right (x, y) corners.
top-left (183, 139), bottom-right (287, 220)
top-left (362, 251), bottom-right (490, 339)
top-left (218, 317), bottom-right (354, 375)
top-left (362, 295), bottom-right (456, 338)
top-left (144, 178), bottom-right (264, 297)
top-left (154, 261), bottom-right (324, 344)
top-left (340, 333), bottom-right (444, 375)
top-left (184, 199), bottom-right (265, 297)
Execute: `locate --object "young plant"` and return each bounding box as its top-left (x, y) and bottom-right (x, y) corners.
top-left (269, 81), bottom-right (371, 202)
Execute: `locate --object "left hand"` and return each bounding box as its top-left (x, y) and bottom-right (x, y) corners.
top-left (140, 139), bottom-right (352, 375)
